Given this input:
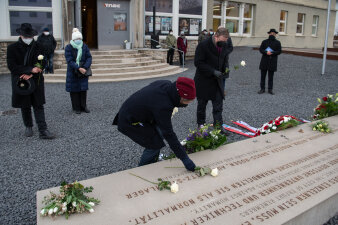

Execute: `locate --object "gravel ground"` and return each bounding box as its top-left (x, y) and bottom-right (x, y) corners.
top-left (0, 47), bottom-right (337, 224)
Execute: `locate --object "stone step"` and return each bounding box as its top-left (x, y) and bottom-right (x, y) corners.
top-left (55, 56), bottom-right (155, 66)
top-left (89, 50), bottom-right (138, 55)
top-left (54, 53), bottom-right (146, 60)
top-left (44, 66), bottom-right (185, 83)
top-left (58, 60), bottom-right (162, 69)
top-left (54, 63), bottom-right (169, 74)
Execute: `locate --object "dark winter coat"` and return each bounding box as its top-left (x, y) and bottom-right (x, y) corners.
top-left (7, 38), bottom-right (46, 108)
top-left (37, 34), bottom-right (56, 55)
top-left (194, 37), bottom-right (231, 100)
top-left (112, 80), bottom-right (188, 160)
top-left (224, 37), bottom-right (233, 68)
top-left (259, 35), bottom-right (282, 72)
top-left (64, 43), bottom-right (92, 92)
top-left (177, 37), bottom-right (188, 53)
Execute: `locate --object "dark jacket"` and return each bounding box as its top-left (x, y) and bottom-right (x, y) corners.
top-left (259, 36), bottom-right (282, 71)
top-left (194, 37), bottom-right (230, 100)
top-left (37, 34), bottom-right (56, 55)
top-left (7, 38), bottom-right (46, 108)
top-left (224, 37), bottom-right (233, 69)
top-left (177, 37), bottom-right (187, 53)
top-left (112, 80), bottom-right (188, 160)
top-left (64, 43), bottom-right (92, 92)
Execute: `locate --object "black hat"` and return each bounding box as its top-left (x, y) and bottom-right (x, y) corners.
top-left (16, 23), bottom-right (38, 37)
top-left (42, 27), bottom-right (49, 32)
top-left (13, 78), bottom-right (36, 95)
top-left (267, 28), bottom-right (278, 34)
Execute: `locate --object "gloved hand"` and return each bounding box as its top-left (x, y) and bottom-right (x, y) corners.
top-left (213, 70), bottom-right (223, 79)
top-left (181, 156), bottom-right (196, 172)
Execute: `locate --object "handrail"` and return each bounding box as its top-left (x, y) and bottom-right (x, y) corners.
top-left (150, 38), bottom-right (185, 70)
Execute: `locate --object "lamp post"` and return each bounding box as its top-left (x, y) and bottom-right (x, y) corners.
top-left (321, 0), bottom-right (332, 75)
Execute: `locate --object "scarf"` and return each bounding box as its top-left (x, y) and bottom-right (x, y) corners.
top-left (70, 40), bottom-right (83, 66)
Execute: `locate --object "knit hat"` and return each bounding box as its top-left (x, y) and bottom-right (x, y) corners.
top-left (72, 28), bottom-right (83, 40)
top-left (176, 77), bottom-right (196, 100)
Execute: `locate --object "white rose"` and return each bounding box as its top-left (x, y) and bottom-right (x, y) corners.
top-left (53, 207), bottom-right (58, 213)
top-left (38, 55), bottom-right (44, 60)
top-left (172, 107), bottom-right (178, 117)
top-left (62, 207), bottom-right (67, 212)
top-left (48, 208), bottom-right (53, 215)
top-left (211, 168), bottom-right (219, 177)
top-left (88, 202), bottom-right (95, 207)
top-left (180, 139), bottom-right (187, 146)
top-left (272, 126), bottom-right (277, 130)
top-left (170, 181), bottom-right (179, 193)
top-left (240, 60), bottom-right (246, 66)
top-left (124, 40), bottom-right (128, 43)
top-left (72, 201), bottom-right (77, 207)
top-left (89, 208), bottom-right (95, 213)
top-left (62, 202), bottom-right (67, 207)
top-left (40, 209), bottom-right (46, 215)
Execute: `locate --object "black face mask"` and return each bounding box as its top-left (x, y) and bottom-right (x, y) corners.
top-left (178, 103), bottom-right (188, 108)
top-left (269, 35), bottom-right (276, 40)
top-left (216, 41), bottom-right (226, 47)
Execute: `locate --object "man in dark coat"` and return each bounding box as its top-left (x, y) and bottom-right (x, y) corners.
top-left (258, 28), bottom-right (282, 95)
top-left (37, 27), bottom-right (57, 74)
top-left (113, 77), bottom-right (196, 172)
top-left (194, 27), bottom-right (230, 127)
top-left (7, 23), bottom-right (55, 139)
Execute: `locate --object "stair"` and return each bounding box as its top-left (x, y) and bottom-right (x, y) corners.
top-left (45, 49), bottom-right (185, 83)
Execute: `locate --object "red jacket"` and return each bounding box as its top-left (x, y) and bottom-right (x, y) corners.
top-left (177, 37), bottom-right (188, 53)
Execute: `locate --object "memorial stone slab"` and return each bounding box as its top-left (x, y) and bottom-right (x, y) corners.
top-left (37, 116), bottom-right (338, 225)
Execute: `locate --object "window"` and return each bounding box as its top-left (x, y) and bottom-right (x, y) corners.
top-left (312, 15), bottom-right (319, 36)
top-left (9, 0), bottom-right (51, 7)
top-left (9, 11), bottom-right (53, 35)
top-left (179, 0), bottom-right (202, 15)
top-left (145, 0), bottom-right (172, 13)
top-left (179, 18), bottom-right (202, 36)
top-left (296, 13), bottom-right (305, 35)
top-left (279, 11), bottom-right (287, 34)
top-left (145, 16), bottom-right (172, 35)
top-left (213, 0), bottom-right (222, 31)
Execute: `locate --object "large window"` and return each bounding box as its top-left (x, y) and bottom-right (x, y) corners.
top-left (9, 0), bottom-right (51, 7)
top-left (213, 0), bottom-right (222, 31)
top-left (145, 0), bottom-right (172, 13)
top-left (279, 10), bottom-right (287, 34)
top-left (296, 13), bottom-right (305, 35)
top-left (9, 11), bottom-right (52, 36)
top-left (145, 16), bottom-right (172, 35)
top-left (179, 0), bottom-right (202, 15)
top-left (312, 15), bottom-right (319, 36)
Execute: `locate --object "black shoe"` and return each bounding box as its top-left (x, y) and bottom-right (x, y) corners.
top-left (268, 90), bottom-right (274, 95)
top-left (39, 130), bottom-right (55, 139)
top-left (74, 110), bottom-right (81, 114)
top-left (258, 89), bottom-right (265, 94)
top-left (82, 107), bottom-right (90, 113)
top-left (24, 127), bottom-right (33, 137)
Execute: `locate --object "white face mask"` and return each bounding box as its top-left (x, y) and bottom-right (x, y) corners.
top-left (169, 32), bottom-right (173, 35)
top-left (210, 32), bottom-right (214, 35)
top-left (22, 38), bottom-right (33, 45)
top-left (43, 32), bottom-right (49, 35)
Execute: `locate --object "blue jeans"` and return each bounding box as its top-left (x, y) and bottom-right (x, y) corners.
top-left (139, 126), bottom-right (163, 166)
top-left (44, 53), bottom-right (54, 73)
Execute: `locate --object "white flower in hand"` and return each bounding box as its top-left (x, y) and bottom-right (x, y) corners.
top-left (172, 107), bottom-right (178, 117)
top-left (240, 60), bottom-right (246, 67)
top-left (124, 40), bottom-right (128, 43)
top-left (72, 201), bottom-right (77, 207)
top-left (170, 181), bottom-right (179, 193)
top-left (48, 208), bottom-right (53, 215)
top-left (38, 55), bottom-right (44, 60)
top-left (89, 208), bottom-right (95, 213)
top-left (88, 202), bottom-right (95, 207)
top-left (211, 168), bottom-right (219, 177)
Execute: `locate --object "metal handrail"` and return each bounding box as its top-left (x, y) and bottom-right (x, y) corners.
top-left (150, 38), bottom-right (185, 70)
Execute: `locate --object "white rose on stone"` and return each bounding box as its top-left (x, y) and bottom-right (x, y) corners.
top-left (62, 207), bottom-right (67, 212)
top-left (48, 208), bottom-right (53, 215)
top-left (62, 202), bottom-right (67, 207)
top-left (88, 202), bottom-right (95, 207)
top-left (272, 126), bottom-right (277, 130)
top-left (211, 168), bottom-right (219, 177)
top-left (240, 60), bottom-right (246, 66)
top-left (89, 208), bottom-right (95, 213)
top-left (53, 207), bottom-right (58, 213)
top-left (38, 55), bottom-right (44, 60)
top-left (40, 209), bottom-right (46, 215)
top-left (72, 201), bottom-right (77, 207)
top-left (170, 181), bottom-right (179, 193)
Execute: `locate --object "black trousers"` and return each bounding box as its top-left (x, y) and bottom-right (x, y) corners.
top-left (21, 105), bottom-right (47, 132)
top-left (178, 50), bottom-right (186, 65)
top-left (197, 91), bottom-right (223, 126)
top-left (260, 70), bottom-right (274, 90)
top-left (167, 48), bottom-right (174, 65)
top-left (70, 91), bottom-right (87, 111)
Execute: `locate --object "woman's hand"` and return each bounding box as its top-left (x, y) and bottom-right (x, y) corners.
top-left (20, 74), bottom-right (33, 80)
top-left (32, 67), bottom-right (42, 73)
top-left (79, 68), bottom-right (86, 74)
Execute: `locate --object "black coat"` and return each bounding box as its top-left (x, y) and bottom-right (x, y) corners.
top-left (37, 34), bottom-right (56, 55)
top-left (259, 36), bottom-right (282, 72)
top-left (7, 38), bottom-right (46, 108)
top-left (194, 37), bottom-right (231, 100)
top-left (113, 80), bottom-right (188, 160)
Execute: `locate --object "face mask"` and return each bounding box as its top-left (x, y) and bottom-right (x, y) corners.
top-left (43, 32), bottom-right (49, 35)
top-left (169, 32), bottom-right (173, 35)
top-left (210, 32), bottom-right (213, 35)
top-left (74, 40), bottom-right (83, 45)
top-left (178, 103), bottom-right (188, 108)
top-left (22, 38), bottom-right (33, 45)
top-left (216, 41), bottom-right (226, 47)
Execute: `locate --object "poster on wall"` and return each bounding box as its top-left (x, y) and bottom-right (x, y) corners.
top-left (179, 18), bottom-right (189, 35)
top-left (155, 17), bottom-right (161, 30)
top-left (114, 13), bottom-right (127, 31)
top-left (161, 17), bottom-right (172, 34)
top-left (189, 19), bottom-right (200, 35)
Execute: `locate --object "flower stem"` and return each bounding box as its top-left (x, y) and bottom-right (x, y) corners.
top-left (129, 173), bottom-right (158, 185)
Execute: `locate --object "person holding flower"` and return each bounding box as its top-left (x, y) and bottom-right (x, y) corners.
top-left (6, 23), bottom-right (55, 139)
top-left (113, 77), bottom-right (197, 172)
top-left (65, 28), bottom-right (92, 114)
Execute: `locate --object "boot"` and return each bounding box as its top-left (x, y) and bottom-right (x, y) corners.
top-left (258, 89), bottom-right (265, 94)
top-left (82, 107), bottom-right (90, 113)
top-left (25, 127), bottom-right (33, 137)
top-left (268, 90), bottom-right (274, 95)
top-left (39, 130), bottom-right (55, 139)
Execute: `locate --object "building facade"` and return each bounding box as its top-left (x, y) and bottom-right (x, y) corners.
top-left (0, 0), bottom-right (336, 71)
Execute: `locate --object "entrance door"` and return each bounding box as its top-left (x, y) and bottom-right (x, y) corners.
top-left (97, 0), bottom-right (130, 49)
top-left (81, 0), bottom-right (98, 48)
